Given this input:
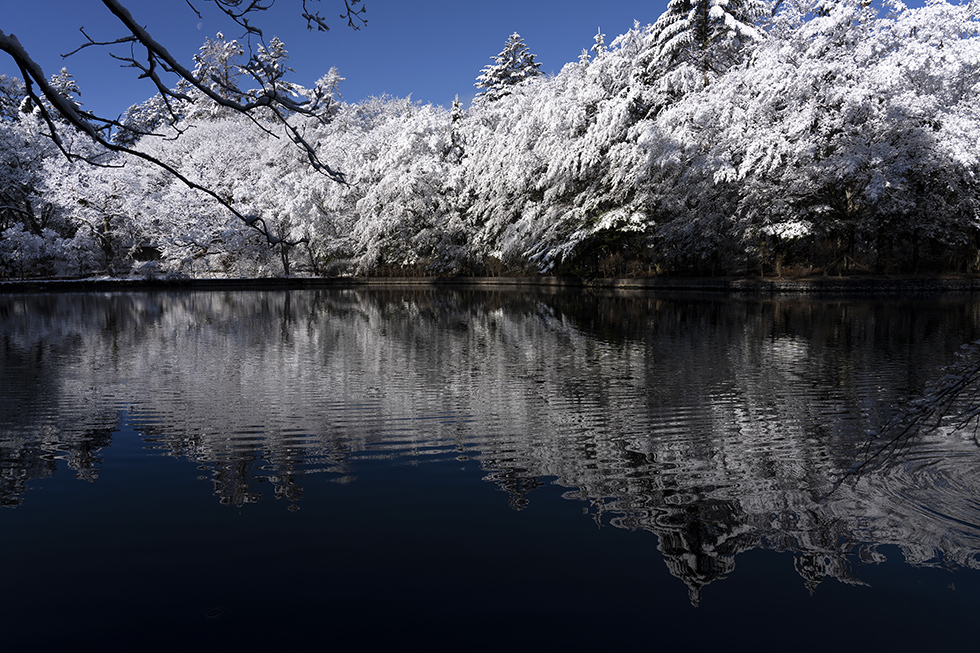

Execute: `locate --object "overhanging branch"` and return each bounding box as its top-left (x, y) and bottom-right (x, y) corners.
top-left (0, 1), bottom-right (362, 258)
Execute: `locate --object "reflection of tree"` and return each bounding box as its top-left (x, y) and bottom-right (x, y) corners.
top-left (211, 457), bottom-right (264, 507)
top-left (655, 497), bottom-right (746, 606)
top-left (0, 426), bottom-right (115, 506)
top-left (61, 427), bottom-right (115, 482)
top-left (3, 288), bottom-right (980, 601)
top-left (482, 464), bottom-right (544, 511)
top-left (794, 550), bottom-right (868, 595)
top-left (0, 296), bottom-right (121, 505)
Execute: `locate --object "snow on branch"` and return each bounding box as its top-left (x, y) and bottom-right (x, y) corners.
top-left (0, 1), bottom-right (361, 259)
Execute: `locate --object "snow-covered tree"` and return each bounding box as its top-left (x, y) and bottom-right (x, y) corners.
top-left (5, 0), bottom-right (980, 280)
top-left (192, 32), bottom-right (246, 105)
top-left (41, 155), bottom-right (146, 275)
top-left (0, 74), bottom-right (24, 118)
top-left (640, 0), bottom-right (980, 274)
top-left (458, 23), bottom-right (658, 275)
top-left (0, 74), bottom-right (111, 277)
top-left (592, 28), bottom-right (607, 56)
top-left (475, 33), bottom-right (543, 102)
top-left (650, 0), bottom-right (770, 80)
top-left (293, 96), bottom-right (466, 274)
top-left (0, 1), bottom-right (365, 275)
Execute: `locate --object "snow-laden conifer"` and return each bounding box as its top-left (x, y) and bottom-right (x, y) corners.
top-left (592, 28), bottom-right (607, 56)
top-left (650, 0), bottom-right (770, 78)
top-left (474, 33), bottom-right (543, 102)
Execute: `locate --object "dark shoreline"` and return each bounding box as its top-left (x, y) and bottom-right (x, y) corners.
top-left (4, 275), bottom-right (980, 294)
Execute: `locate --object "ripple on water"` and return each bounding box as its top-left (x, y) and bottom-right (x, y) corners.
top-left (849, 428), bottom-right (980, 567)
top-left (4, 290), bottom-right (980, 584)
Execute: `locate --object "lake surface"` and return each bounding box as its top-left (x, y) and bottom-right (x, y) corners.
top-left (2, 287), bottom-right (980, 649)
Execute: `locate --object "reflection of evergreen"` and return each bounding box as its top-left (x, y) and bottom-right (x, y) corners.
top-left (654, 496), bottom-right (747, 606)
top-left (210, 457), bottom-right (264, 506)
top-left (136, 418), bottom-right (342, 507)
top-left (482, 463), bottom-right (544, 511)
top-left (61, 427), bottom-right (115, 482)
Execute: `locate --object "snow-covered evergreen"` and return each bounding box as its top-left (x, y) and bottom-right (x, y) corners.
top-left (474, 33), bottom-right (543, 102)
top-left (650, 0), bottom-right (769, 74)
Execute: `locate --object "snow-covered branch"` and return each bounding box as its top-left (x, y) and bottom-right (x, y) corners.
top-left (1, 1), bottom-right (363, 270)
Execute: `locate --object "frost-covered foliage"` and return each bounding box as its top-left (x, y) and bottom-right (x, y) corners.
top-left (4, 1), bottom-right (980, 278)
top-left (0, 74), bottom-right (112, 277)
top-left (642, 0), bottom-right (980, 274)
top-left (474, 33), bottom-right (543, 102)
top-left (459, 24), bottom-right (655, 274)
top-left (0, 74), bottom-right (24, 117)
top-left (296, 96), bottom-right (464, 274)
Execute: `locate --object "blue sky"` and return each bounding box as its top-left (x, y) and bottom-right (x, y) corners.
top-left (2, 0), bottom-right (670, 118)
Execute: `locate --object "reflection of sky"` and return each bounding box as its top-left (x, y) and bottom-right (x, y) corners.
top-left (1, 288), bottom-right (979, 603)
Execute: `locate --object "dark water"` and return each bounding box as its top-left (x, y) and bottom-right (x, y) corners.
top-left (2, 288), bottom-right (980, 650)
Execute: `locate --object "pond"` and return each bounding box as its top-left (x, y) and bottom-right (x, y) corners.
top-left (2, 287), bottom-right (979, 649)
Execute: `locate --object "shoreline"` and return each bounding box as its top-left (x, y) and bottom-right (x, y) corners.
top-left (4, 275), bottom-right (980, 294)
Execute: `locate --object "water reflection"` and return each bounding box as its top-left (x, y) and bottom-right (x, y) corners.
top-left (2, 288), bottom-right (979, 603)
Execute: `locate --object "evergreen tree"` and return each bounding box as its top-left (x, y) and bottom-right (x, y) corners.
top-left (474, 33), bottom-right (543, 102)
top-left (650, 0), bottom-right (769, 79)
top-left (592, 27), bottom-right (607, 56)
top-left (451, 94), bottom-right (464, 125)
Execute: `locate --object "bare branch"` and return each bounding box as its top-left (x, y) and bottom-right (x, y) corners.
top-left (302, 0), bottom-right (367, 32)
top-left (1, 32), bottom-right (96, 156)
top-left (96, 0), bottom-right (346, 181)
top-left (62, 28), bottom-right (137, 58)
top-left (184, 1), bottom-right (205, 20)
top-left (210, 0), bottom-right (274, 37)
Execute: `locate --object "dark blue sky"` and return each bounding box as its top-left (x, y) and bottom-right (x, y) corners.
top-left (2, 0), bottom-right (669, 117)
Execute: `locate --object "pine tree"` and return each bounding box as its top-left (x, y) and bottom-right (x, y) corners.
top-left (592, 27), bottom-right (607, 56)
top-left (651, 0), bottom-right (769, 79)
top-left (474, 33), bottom-right (543, 102)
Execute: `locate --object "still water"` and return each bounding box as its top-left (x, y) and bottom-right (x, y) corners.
top-left (2, 287), bottom-right (979, 649)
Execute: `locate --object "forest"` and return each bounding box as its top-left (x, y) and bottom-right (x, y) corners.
top-left (1, 0), bottom-right (979, 279)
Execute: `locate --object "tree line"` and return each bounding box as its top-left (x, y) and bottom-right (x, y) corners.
top-left (2, 0), bottom-right (979, 278)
